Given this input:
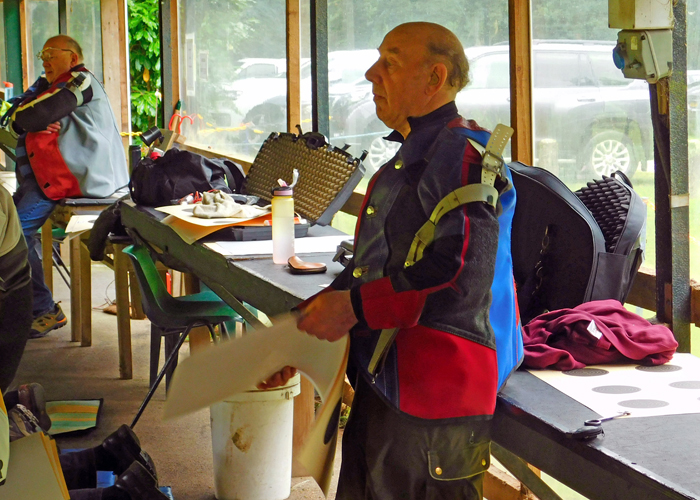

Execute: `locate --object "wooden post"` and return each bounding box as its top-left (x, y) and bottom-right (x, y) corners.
top-left (508, 0), bottom-right (533, 164)
top-left (18, 0), bottom-right (29, 90)
top-left (286, 0), bottom-right (301, 133)
top-left (79, 238), bottom-right (92, 346)
top-left (101, 0), bottom-right (130, 146)
top-left (69, 236), bottom-right (81, 342)
top-left (114, 243), bottom-right (133, 379)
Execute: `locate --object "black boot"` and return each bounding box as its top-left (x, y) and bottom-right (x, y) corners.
top-left (115, 461), bottom-right (168, 500)
top-left (100, 424), bottom-right (157, 479)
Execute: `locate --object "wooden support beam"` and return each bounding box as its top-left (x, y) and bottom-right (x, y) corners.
top-left (101, 0), bottom-right (130, 146)
top-left (19, 0), bottom-right (29, 90)
top-left (286, 0), bottom-right (301, 133)
top-left (508, 0), bottom-right (533, 164)
top-left (160, 0), bottom-right (180, 127)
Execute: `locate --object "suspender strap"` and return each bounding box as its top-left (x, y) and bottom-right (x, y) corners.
top-left (404, 182), bottom-right (499, 268)
top-left (368, 327), bottom-right (399, 375)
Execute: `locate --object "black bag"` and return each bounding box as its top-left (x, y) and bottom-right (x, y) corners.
top-left (128, 148), bottom-right (245, 206)
top-left (509, 162), bottom-right (646, 324)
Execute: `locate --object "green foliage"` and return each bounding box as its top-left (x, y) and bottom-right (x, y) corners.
top-left (128, 0), bottom-right (161, 133)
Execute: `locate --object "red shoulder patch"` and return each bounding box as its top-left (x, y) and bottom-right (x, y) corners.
top-left (447, 117), bottom-right (491, 133)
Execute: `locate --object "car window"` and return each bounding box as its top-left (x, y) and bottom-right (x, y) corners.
top-left (534, 51), bottom-right (595, 88)
top-left (240, 63), bottom-right (281, 79)
top-left (589, 52), bottom-right (630, 87)
top-left (469, 52), bottom-right (510, 89)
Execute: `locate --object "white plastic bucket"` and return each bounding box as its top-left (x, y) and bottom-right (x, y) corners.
top-left (210, 374), bottom-right (301, 500)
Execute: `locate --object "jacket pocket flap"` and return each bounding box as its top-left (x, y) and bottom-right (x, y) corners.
top-left (427, 441), bottom-right (490, 481)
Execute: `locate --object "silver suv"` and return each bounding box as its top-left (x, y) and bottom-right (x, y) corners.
top-left (340, 41), bottom-right (655, 178)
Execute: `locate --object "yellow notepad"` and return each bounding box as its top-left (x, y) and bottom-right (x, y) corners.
top-left (0, 432), bottom-right (69, 499)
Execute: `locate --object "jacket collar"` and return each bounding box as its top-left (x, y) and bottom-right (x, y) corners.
top-left (385, 101), bottom-right (459, 145)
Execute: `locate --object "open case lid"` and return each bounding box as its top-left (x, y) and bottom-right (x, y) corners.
top-left (244, 131), bottom-right (365, 225)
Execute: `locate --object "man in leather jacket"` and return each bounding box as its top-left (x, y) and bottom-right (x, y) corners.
top-left (265, 22), bottom-right (502, 499)
top-left (5, 35), bottom-right (128, 339)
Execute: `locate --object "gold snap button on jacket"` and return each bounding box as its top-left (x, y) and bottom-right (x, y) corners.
top-left (352, 267), bottom-right (363, 278)
top-left (435, 467), bottom-right (442, 476)
top-left (394, 160), bottom-right (403, 169)
top-left (481, 459), bottom-right (487, 466)
top-left (366, 206), bottom-right (375, 216)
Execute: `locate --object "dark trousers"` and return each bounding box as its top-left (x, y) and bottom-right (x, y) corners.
top-left (0, 281), bottom-right (32, 392)
top-left (60, 448), bottom-right (109, 500)
top-left (337, 375), bottom-right (491, 500)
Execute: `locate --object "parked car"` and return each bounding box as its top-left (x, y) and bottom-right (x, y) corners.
top-left (237, 50), bottom-right (379, 144)
top-left (340, 41), bottom-right (659, 178)
top-left (206, 58), bottom-right (289, 129)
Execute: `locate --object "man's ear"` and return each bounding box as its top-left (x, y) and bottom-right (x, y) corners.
top-left (426, 63), bottom-right (448, 96)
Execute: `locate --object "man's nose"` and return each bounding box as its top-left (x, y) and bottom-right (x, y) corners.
top-left (365, 62), bottom-right (379, 84)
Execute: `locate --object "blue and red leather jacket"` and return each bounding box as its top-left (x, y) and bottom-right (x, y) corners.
top-left (329, 102), bottom-right (507, 420)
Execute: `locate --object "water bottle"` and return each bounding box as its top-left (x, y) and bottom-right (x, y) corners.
top-left (271, 185), bottom-right (295, 264)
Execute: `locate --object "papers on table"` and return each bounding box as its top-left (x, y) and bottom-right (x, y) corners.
top-left (204, 234), bottom-right (349, 257)
top-left (529, 353), bottom-right (700, 419)
top-left (163, 314), bottom-right (349, 496)
top-left (64, 214), bottom-right (99, 235)
top-left (156, 204), bottom-right (272, 244)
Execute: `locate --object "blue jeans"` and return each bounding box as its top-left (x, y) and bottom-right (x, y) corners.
top-left (13, 176), bottom-right (58, 317)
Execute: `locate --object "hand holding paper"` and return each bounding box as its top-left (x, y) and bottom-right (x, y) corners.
top-left (162, 314), bottom-right (349, 495)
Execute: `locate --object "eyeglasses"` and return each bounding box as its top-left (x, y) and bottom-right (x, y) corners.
top-left (36, 48), bottom-right (75, 62)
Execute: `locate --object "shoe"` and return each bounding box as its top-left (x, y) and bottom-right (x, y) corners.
top-left (8, 404), bottom-right (42, 441)
top-left (115, 461), bottom-right (168, 500)
top-left (102, 424), bottom-right (158, 479)
top-left (18, 383), bottom-right (52, 432)
top-left (29, 304), bottom-right (67, 338)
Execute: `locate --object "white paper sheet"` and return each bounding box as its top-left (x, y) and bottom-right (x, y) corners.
top-left (529, 353), bottom-right (700, 419)
top-left (64, 214), bottom-right (99, 234)
top-left (163, 314), bottom-right (349, 495)
top-left (203, 235), bottom-right (349, 257)
top-left (156, 203), bottom-right (270, 221)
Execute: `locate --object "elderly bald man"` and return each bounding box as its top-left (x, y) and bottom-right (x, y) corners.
top-left (263, 22), bottom-right (511, 499)
top-left (4, 35), bottom-right (128, 339)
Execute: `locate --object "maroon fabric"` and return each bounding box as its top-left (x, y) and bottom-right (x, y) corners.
top-left (523, 299), bottom-right (677, 370)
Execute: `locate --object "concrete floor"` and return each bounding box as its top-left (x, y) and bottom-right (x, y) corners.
top-left (12, 262), bottom-right (341, 500)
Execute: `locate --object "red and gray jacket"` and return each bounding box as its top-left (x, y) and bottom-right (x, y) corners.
top-left (327, 102), bottom-right (501, 420)
top-left (5, 65), bottom-right (128, 200)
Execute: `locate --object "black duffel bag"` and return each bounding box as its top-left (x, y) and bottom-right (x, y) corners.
top-left (129, 148), bottom-right (245, 206)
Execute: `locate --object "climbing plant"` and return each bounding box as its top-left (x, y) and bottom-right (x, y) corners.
top-left (128, 0), bottom-right (161, 133)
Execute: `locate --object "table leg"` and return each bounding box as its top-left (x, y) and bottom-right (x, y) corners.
top-left (292, 376), bottom-right (315, 477)
top-left (114, 243), bottom-right (133, 379)
top-left (80, 239), bottom-right (91, 347)
top-left (70, 237), bottom-right (81, 342)
top-left (41, 219), bottom-right (53, 293)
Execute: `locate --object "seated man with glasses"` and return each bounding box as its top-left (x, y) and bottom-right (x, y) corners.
top-left (2, 35), bottom-right (128, 338)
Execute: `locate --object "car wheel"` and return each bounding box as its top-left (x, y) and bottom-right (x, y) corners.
top-left (582, 131), bottom-right (638, 179)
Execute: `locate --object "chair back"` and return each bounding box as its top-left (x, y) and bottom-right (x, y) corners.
top-left (122, 244), bottom-right (178, 328)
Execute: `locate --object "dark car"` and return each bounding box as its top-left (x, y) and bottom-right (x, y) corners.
top-left (340, 41), bottom-right (656, 178)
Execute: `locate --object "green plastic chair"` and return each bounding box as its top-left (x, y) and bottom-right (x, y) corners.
top-left (122, 244), bottom-right (242, 428)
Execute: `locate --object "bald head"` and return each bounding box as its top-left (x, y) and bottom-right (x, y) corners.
top-left (44, 35), bottom-right (84, 62)
top-left (365, 22), bottom-right (468, 136)
top-left (392, 22), bottom-right (469, 94)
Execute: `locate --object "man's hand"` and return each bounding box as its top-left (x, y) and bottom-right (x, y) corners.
top-left (297, 290), bottom-right (356, 342)
top-left (257, 366), bottom-right (297, 390)
top-left (38, 121), bottom-right (61, 134)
